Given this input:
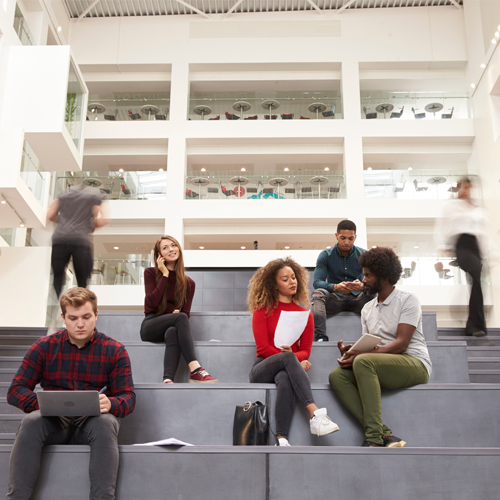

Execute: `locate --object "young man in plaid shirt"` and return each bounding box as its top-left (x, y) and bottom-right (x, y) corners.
top-left (6, 288), bottom-right (136, 500)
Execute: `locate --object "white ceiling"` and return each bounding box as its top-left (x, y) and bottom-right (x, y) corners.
top-left (64, 0), bottom-right (463, 19)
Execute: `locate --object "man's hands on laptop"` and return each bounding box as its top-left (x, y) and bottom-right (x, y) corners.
top-left (99, 394), bottom-right (111, 414)
top-left (334, 279), bottom-right (364, 294)
top-left (337, 340), bottom-right (361, 369)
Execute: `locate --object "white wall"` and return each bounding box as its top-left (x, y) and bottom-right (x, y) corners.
top-left (0, 246), bottom-right (51, 326)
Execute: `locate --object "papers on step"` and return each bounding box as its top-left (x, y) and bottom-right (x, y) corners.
top-left (133, 437), bottom-right (194, 447)
top-left (341, 334), bottom-right (382, 360)
top-left (274, 310), bottom-right (310, 349)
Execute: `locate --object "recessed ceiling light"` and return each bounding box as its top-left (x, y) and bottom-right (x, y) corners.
top-left (326, 246), bottom-right (331, 249)
top-left (324, 167), bottom-right (330, 171)
top-left (372, 245), bottom-right (377, 248)
top-left (284, 246), bottom-right (290, 249)
top-left (492, 39), bottom-right (497, 44)
top-left (159, 168), bottom-right (164, 172)
top-left (284, 168), bottom-right (289, 171)
top-left (414, 245), bottom-right (419, 249)
top-left (119, 168), bottom-right (124, 172)
top-left (114, 246), bottom-right (119, 250)
top-left (481, 64), bottom-right (486, 68)
top-left (367, 167), bottom-right (372, 171)
top-left (241, 246), bottom-right (246, 249)
top-left (199, 246), bottom-right (204, 249)
top-left (19, 223), bottom-right (25, 228)
top-left (0, 196), bottom-right (6, 205)
top-left (496, 32), bottom-right (499, 38)
top-left (241, 168), bottom-right (246, 172)
top-left (408, 167), bottom-right (413, 171)
top-left (201, 168), bottom-right (206, 172)
top-left (57, 26), bottom-right (62, 32)
top-left (471, 83), bottom-right (476, 89)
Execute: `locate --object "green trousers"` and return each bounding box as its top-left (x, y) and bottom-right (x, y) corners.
top-left (328, 353), bottom-right (429, 445)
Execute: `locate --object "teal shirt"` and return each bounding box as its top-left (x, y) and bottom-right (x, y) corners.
top-left (313, 244), bottom-right (366, 296)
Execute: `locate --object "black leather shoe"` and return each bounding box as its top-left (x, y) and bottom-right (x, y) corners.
top-left (361, 440), bottom-right (383, 447)
top-left (314, 335), bottom-right (329, 342)
top-left (383, 435), bottom-right (407, 448)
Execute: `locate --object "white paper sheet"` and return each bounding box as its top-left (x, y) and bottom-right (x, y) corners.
top-left (274, 311), bottom-right (310, 348)
top-left (132, 437), bottom-right (194, 447)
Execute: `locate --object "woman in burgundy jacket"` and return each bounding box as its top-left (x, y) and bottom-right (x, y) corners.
top-left (141, 235), bottom-right (218, 384)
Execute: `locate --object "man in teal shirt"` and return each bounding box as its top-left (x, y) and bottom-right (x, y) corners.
top-left (311, 220), bottom-right (375, 342)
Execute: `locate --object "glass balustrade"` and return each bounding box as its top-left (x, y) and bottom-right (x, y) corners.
top-left (0, 229), bottom-right (16, 246)
top-left (188, 91), bottom-right (342, 121)
top-left (91, 254), bottom-right (152, 286)
top-left (13, 4), bottom-right (35, 46)
top-left (20, 140), bottom-right (49, 208)
top-left (65, 62), bottom-right (85, 151)
top-left (364, 170), bottom-right (480, 200)
top-left (185, 170), bottom-right (345, 200)
top-left (360, 91), bottom-right (470, 120)
top-left (87, 93), bottom-right (170, 121)
top-left (52, 171), bottom-right (167, 200)
top-left (398, 257), bottom-right (490, 287)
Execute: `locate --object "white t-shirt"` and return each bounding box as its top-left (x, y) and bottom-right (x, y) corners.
top-left (361, 288), bottom-right (432, 376)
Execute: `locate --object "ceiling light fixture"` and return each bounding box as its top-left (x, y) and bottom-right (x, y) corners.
top-left (326, 246), bottom-right (331, 249)
top-left (241, 246), bottom-right (246, 250)
top-left (372, 246), bottom-right (377, 248)
top-left (284, 168), bottom-right (289, 171)
top-left (471, 83), bottom-right (476, 89)
top-left (241, 168), bottom-right (246, 172)
top-left (481, 64), bottom-right (486, 68)
top-left (199, 246), bottom-right (204, 249)
top-left (0, 196), bottom-right (6, 205)
top-left (119, 168), bottom-right (124, 172)
top-left (284, 246), bottom-right (290, 249)
top-left (201, 168), bottom-right (206, 172)
top-left (57, 26), bottom-right (62, 32)
top-left (496, 32), bottom-right (499, 38)
top-left (19, 223), bottom-right (25, 228)
top-left (114, 246), bottom-right (119, 250)
top-left (324, 167), bottom-right (330, 171)
top-left (414, 245), bottom-right (419, 249)
top-left (367, 167), bottom-right (372, 171)
top-left (492, 39), bottom-right (497, 44)
top-left (159, 168), bottom-right (164, 172)
top-left (408, 167), bottom-right (413, 171)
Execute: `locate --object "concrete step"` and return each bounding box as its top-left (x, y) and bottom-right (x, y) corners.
top-left (438, 327), bottom-right (500, 337)
top-left (439, 336), bottom-right (500, 346)
top-left (0, 433), bottom-right (15, 444)
top-left (0, 336), bottom-right (40, 346)
top-left (469, 371), bottom-right (500, 383)
top-left (124, 341), bottom-right (468, 384)
top-left (96, 311), bottom-right (438, 343)
top-left (0, 370), bottom-right (16, 383)
top-left (1, 445), bottom-right (499, 500)
top-left (467, 346), bottom-right (500, 358)
top-left (0, 327), bottom-right (47, 337)
top-left (0, 341), bottom-right (467, 385)
top-left (468, 358), bottom-right (500, 370)
top-left (1, 384), bottom-right (500, 447)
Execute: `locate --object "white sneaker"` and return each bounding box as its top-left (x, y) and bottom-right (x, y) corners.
top-left (274, 438), bottom-right (291, 446)
top-left (310, 408), bottom-right (340, 436)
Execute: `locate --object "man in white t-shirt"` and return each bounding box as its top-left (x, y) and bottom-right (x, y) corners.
top-left (329, 247), bottom-right (431, 448)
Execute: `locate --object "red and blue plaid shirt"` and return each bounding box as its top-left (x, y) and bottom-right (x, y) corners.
top-left (7, 329), bottom-right (136, 418)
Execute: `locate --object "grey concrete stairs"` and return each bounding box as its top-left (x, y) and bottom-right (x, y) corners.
top-left (439, 327), bottom-right (500, 383)
top-left (2, 312), bottom-right (500, 498)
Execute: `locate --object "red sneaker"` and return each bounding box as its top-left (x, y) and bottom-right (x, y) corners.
top-left (189, 368), bottom-right (218, 384)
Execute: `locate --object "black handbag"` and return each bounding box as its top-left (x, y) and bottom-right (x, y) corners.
top-left (233, 401), bottom-right (271, 445)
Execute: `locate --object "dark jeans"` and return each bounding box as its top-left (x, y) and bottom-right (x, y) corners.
top-left (249, 352), bottom-right (315, 438)
top-left (51, 243), bottom-right (93, 298)
top-left (311, 289), bottom-right (375, 341)
top-left (7, 411), bottom-right (120, 500)
top-left (456, 234), bottom-right (486, 334)
top-left (140, 312), bottom-right (197, 380)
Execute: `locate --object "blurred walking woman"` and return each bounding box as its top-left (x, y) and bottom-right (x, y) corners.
top-left (248, 257), bottom-right (339, 446)
top-left (140, 235), bottom-right (218, 383)
top-left (437, 178), bottom-right (488, 337)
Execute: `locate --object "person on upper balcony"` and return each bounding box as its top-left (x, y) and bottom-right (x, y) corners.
top-left (140, 235), bottom-right (218, 384)
top-left (311, 220), bottom-right (375, 342)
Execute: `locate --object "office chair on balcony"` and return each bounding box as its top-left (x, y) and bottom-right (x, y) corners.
top-left (322, 104), bottom-right (336, 118)
top-left (104, 109), bottom-right (118, 121)
top-left (128, 109), bottom-right (142, 120)
top-left (155, 108), bottom-right (168, 120)
top-left (411, 107), bottom-right (426, 119)
top-left (281, 113), bottom-right (294, 120)
top-left (363, 107), bottom-right (377, 119)
top-left (435, 262), bottom-right (453, 280)
top-left (328, 185), bottom-right (341, 198)
top-left (244, 115), bottom-right (258, 120)
top-left (413, 179), bottom-right (428, 192)
top-left (209, 115), bottom-right (220, 120)
top-left (402, 261), bottom-right (416, 279)
top-left (441, 107), bottom-right (454, 119)
top-left (393, 182), bottom-right (405, 193)
top-left (264, 114), bottom-right (277, 120)
top-left (225, 111), bottom-right (240, 120)
top-left (390, 106), bottom-right (404, 118)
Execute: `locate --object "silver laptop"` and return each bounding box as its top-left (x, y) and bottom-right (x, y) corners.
top-left (38, 391), bottom-right (100, 417)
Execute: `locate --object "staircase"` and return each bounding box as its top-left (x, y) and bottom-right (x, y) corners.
top-left (1, 312), bottom-right (499, 499)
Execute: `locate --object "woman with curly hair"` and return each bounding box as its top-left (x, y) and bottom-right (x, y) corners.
top-left (140, 235), bottom-right (218, 384)
top-left (329, 247), bottom-right (431, 448)
top-left (248, 257), bottom-right (340, 446)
